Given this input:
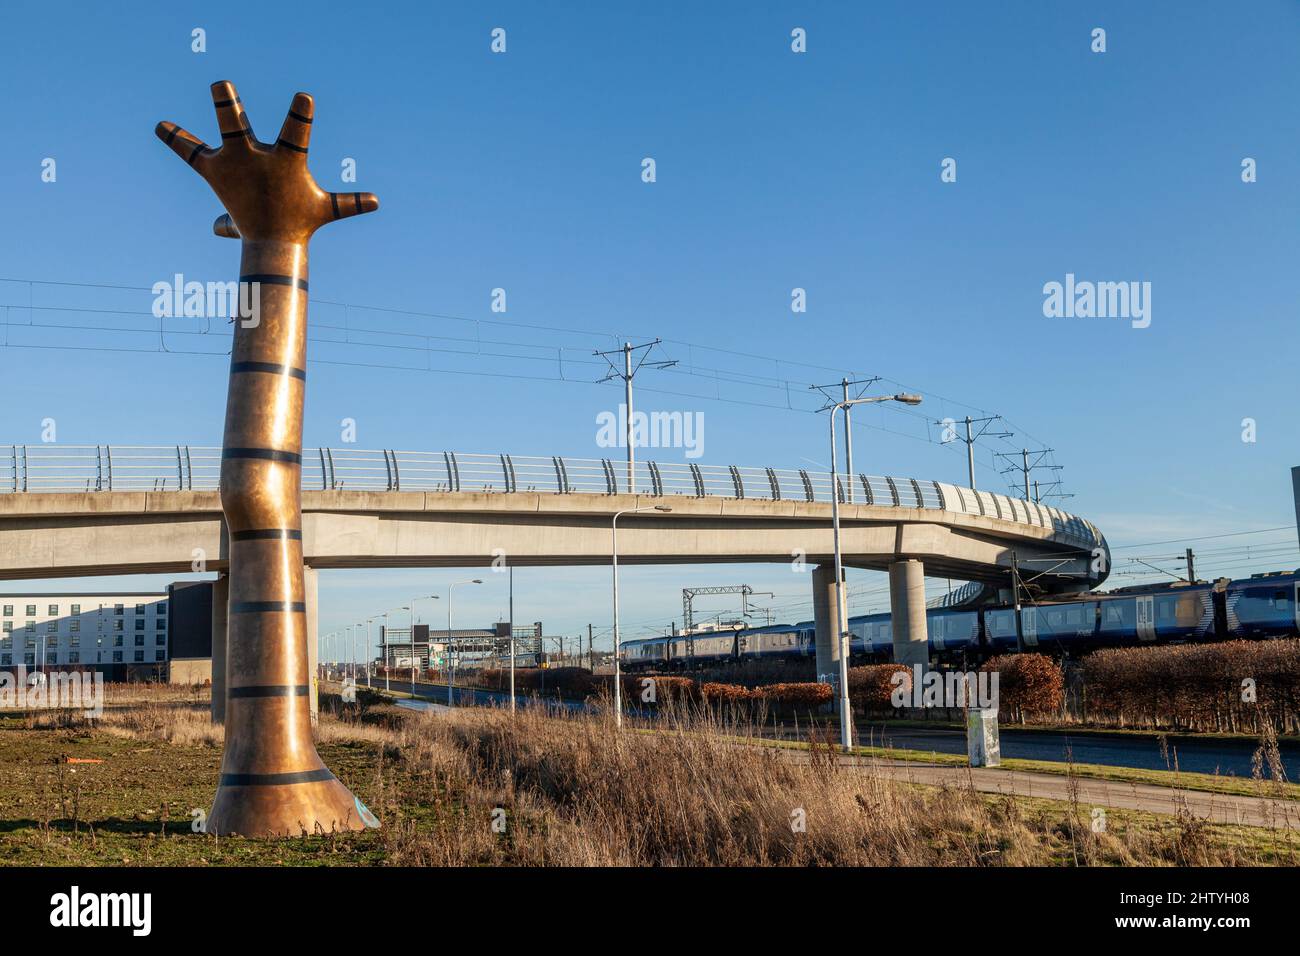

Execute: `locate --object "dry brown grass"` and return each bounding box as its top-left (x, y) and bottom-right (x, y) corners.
top-left (360, 699), bottom-right (1291, 866)
top-left (95, 699), bottom-right (222, 747)
top-left (15, 685), bottom-right (1295, 865)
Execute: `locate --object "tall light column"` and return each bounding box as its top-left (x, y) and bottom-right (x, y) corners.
top-left (824, 392), bottom-right (922, 751)
top-left (612, 504), bottom-right (672, 728)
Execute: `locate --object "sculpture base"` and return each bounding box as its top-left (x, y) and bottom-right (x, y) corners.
top-left (208, 771), bottom-right (380, 838)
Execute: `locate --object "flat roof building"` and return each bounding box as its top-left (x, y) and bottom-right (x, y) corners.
top-left (0, 582), bottom-right (214, 683)
top-left (0, 590), bottom-right (168, 678)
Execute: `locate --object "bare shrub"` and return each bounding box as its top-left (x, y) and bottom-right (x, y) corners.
top-left (1082, 640), bottom-right (1300, 734)
top-left (981, 654), bottom-right (1064, 723)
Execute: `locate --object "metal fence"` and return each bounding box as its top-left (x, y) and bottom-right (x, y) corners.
top-left (0, 444), bottom-right (1103, 549)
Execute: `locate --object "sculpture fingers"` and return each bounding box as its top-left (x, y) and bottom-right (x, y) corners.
top-left (326, 191), bottom-right (380, 222)
top-left (210, 80), bottom-right (257, 146)
top-left (276, 92), bottom-right (314, 155)
top-left (154, 121), bottom-right (213, 172)
top-left (213, 213), bottom-right (241, 239)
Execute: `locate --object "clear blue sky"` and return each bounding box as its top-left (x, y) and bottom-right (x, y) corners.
top-left (2, 1), bottom-right (1298, 652)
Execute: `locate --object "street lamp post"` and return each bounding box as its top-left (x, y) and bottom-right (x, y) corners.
top-left (365, 617), bottom-right (377, 688)
top-left (612, 504), bottom-right (672, 729)
top-left (825, 392), bottom-right (922, 752)
top-left (447, 580), bottom-right (483, 707)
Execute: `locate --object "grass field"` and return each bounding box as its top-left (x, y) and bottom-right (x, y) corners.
top-left (0, 686), bottom-right (1297, 866)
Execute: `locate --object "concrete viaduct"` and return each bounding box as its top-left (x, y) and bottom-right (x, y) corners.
top-left (0, 445), bottom-right (1109, 709)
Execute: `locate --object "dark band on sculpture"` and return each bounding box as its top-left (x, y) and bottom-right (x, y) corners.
top-left (220, 768), bottom-right (336, 787)
top-left (230, 601), bottom-right (308, 614)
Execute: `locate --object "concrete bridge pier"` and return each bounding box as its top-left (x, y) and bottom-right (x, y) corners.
top-left (305, 565), bottom-right (319, 727)
top-left (812, 564), bottom-right (845, 695)
top-left (210, 572), bottom-right (229, 724)
top-left (889, 559), bottom-right (929, 669)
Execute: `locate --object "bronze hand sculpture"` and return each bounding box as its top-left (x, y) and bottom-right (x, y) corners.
top-left (157, 81), bottom-right (379, 836)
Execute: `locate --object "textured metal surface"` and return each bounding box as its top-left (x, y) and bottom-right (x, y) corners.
top-left (157, 82), bottom-right (379, 837)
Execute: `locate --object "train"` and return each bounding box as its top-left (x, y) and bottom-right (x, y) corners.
top-left (619, 569), bottom-right (1300, 671)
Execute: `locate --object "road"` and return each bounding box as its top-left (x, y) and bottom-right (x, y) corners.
top-left (833, 755), bottom-right (1300, 830)
top-left (854, 724), bottom-right (1300, 779)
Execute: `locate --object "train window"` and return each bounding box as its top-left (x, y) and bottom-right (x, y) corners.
top-left (1272, 589), bottom-right (1290, 607)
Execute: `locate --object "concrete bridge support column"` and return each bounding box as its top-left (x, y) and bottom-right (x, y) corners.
top-left (812, 564), bottom-right (844, 692)
top-left (210, 572), bottom-right (229, 724)
top-left (305, 565), bottom-right (319, 727)
top-left (889, 559), bottom-right (929, 669)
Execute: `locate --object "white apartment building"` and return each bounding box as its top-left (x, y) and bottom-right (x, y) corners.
top-left (0, 591), bottom-right (168, 671)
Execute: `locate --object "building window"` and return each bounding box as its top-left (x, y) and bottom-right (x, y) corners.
top-left (114, 604), bottom-right (124, 616)
top-left (25, 621), bottom-right (35, 632)
top-left (134, 650), bottom-right (144, 663)
top-left (156, 619), bottom-right (166, 630)
top-left (24, 653), bottom-right (35, 666)
top-left (114, 636), bottom-right (123, 647)
top-left (1, 622), bottom-right (9, 633)
top-left (135, 619), bottom-right (145, 631)
top-left (158, 604), bottom-right (167, 616)
top-left (135, 604), bottom-right (145, 615)
top-left (0, 654), bottom-right (9, 666)
top-left (114, 620), bottom-right (123, 631)
top-left (134, 634), bottom-right (144, 647)
top-left (45, 651), bottom-right (57, 665)
top-left (70, 604), bottom-right (80, 616)
top-left (70, 620), bottom-right (79, 632)
top-left (68, 651), bottom-right (79, 664)
top-left (46, 621), bottom-right (57, 633)
top-left (25, 605), bottom-right (36, 617)
top-left (155, 633), bottom-right (166, 645)
top-left (2, 605), bottom-right (11, 617)
top-left (155, 649), bottom-right (165, 662)
top-left (112, 651), bottom-right (122, 663)
top-left (69, 633), bottom-right (79, 647)
top-left (48, 604), bottom-right (58, 616)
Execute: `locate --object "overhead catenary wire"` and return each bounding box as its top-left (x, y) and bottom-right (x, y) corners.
top-left (0, 276), bottom-right (1066, 488)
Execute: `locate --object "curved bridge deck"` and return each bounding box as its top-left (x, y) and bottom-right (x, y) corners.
top-left (0, 445), bottom-right (1108, 587)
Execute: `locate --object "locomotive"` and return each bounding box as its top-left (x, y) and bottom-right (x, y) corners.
top-left (619, 570), bottom-right (1300, 670)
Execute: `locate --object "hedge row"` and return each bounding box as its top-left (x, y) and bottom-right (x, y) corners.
top-left (845, 656), bottom-right (1064, 722)
top-left (383, 641), bottom-right (1300, 733)
top-left (698, 681), bottom-right (834, 708)
top-left (1081, 640), bottom-right (1300, 734)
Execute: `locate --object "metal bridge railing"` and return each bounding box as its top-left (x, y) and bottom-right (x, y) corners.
top-left (0, 444), bottom-right (1104, 551)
